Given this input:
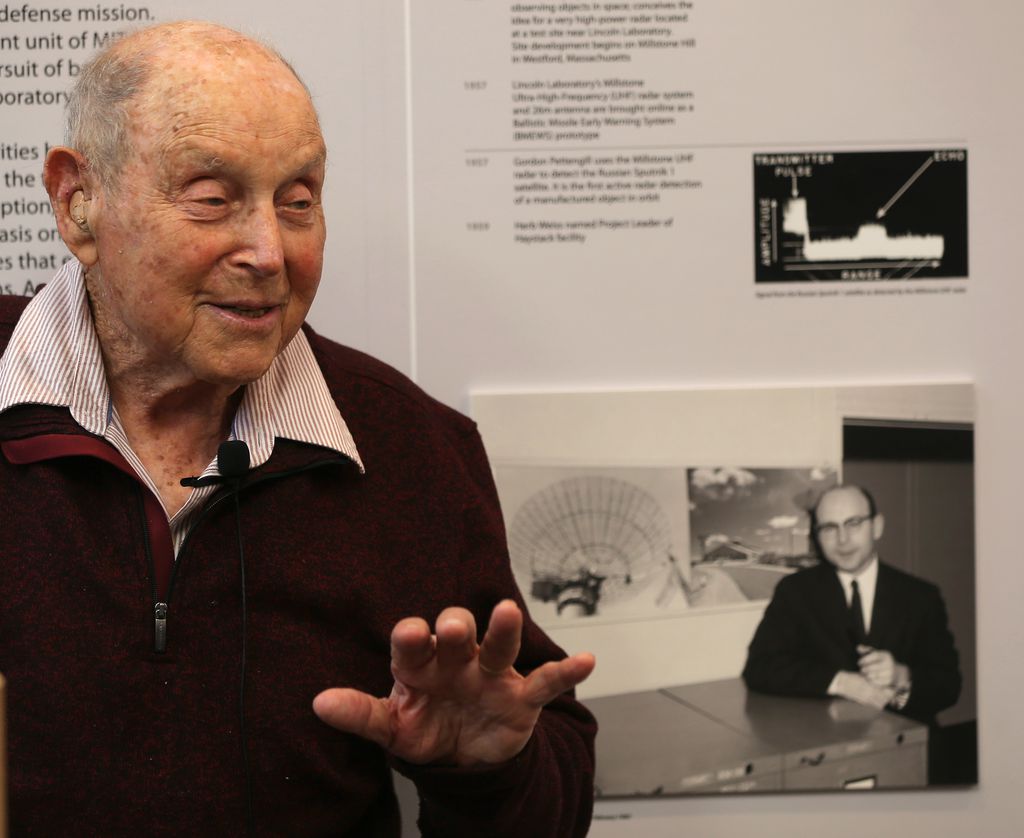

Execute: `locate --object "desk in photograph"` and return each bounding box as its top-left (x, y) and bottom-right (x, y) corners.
top-left (586, 678), bottom-right (927, 796)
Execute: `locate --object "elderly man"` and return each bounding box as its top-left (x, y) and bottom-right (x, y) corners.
top-left (742, 484), bottom-right (961, 722)
top-left (0, 21), bottom-right (595, 836)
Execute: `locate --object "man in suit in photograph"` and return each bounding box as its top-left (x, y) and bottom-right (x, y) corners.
top-left (742, 483), bottom-right (961, 723)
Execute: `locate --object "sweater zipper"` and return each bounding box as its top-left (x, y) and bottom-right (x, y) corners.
top-left (148, 456), bottom-right (351, 654)
top-left (137, 486), bottom-right (173, 654)
top-left (154, 602), bottom-right (169, 653)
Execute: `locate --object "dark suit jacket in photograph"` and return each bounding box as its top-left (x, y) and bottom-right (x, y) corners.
top-left (742, 561), bottom-right (961, 721)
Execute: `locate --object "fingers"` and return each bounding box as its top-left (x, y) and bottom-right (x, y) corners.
top-left (312, 688), bottom-right (393, 749)
top-left (390, 603), bottom-right (596, 698)
top-left (521, 652), bottom-right (596, 707)
top-left (858, 650), bottom-right (883, 667)
top-left (391, 609), bottom-right (483, 679)
top-left (435, 607), bottom-right (478, 670)
top-left (392, 602), bottom-right (524, 677)
top-left (477, 599), bottom-right (523, 675)
top-left (859, 661), bottom-right (884, 682)
top-left (836, 672), bottom-right (890, 708)
top-left (862, 687), bottom-right (892, 709)
top-left (858, 647), bottom-right (892, 666)
top-left (858, 649), bottom-right (895, 687)
top-left (390, 616), bottom-right (435, 674)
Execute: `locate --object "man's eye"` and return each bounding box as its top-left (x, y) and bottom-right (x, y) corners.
top-left (181, 178), bottom-right (229, 209)
top-left (280, 184), bottom-right (315, 212)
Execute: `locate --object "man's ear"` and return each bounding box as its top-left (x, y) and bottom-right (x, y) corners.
top-left (43, 147), bottom-right (99, 267)
top-left (872, 513), bottom-right (885, 541)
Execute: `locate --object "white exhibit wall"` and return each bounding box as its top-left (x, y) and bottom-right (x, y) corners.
top-left (409, 0), bottom-right (990, 410)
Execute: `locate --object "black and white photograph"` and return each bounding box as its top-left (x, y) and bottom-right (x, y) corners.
top-left (481, 384), bottom-right (977, 798)
top-left (754, 149), bottom-right (969, 282)
top-left (497, 464), bottom-right (841, 624)
top-left (498, 467), bottom-right (691, 624)
top-left (686, 466), bottom-right (837, 607)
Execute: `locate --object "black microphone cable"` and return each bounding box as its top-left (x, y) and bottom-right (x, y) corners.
top-left (219, 440), bottom-right (255, 837)
top-left (182, 439), bottom-right (254, 835)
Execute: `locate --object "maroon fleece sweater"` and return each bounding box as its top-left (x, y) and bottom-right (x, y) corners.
top-left (0, 294), bottom-right (596, 836)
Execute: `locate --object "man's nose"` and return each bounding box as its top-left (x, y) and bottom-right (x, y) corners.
top-left (233, 203), bottom-right (284, 277)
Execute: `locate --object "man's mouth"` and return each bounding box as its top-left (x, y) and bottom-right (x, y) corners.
top-left (221, 305), bottom-right (273, 318)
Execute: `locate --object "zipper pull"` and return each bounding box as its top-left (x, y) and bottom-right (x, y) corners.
top-left (154, 601), bottom-right (168, 653)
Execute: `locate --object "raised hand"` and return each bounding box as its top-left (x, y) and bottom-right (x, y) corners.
top-left (312, 599), bottom-right (596, 766)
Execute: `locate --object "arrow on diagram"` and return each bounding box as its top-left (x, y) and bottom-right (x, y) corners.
top-left (876, 154), bottom-right (935, 219)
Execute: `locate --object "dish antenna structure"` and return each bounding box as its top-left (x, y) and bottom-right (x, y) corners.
top-left (508, 475), bottom-right (679, 617)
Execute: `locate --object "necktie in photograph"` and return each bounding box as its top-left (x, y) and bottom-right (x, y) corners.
top-left (849, 579), bottom-right (867, 646)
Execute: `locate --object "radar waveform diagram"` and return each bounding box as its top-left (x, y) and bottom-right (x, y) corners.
top-left (753, 149), bottom-right (968, 282)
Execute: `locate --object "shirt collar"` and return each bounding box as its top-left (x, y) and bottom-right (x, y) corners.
top-left (836, 555), bottom-right (879, 600)
top-left (0, 260), bottom-right (108, 434)
top-left (0, 261), bottom-right (363, 474)
top-left (232, 327), bottom-right (364, 472)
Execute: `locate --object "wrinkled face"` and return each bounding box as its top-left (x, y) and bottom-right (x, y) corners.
top-left (85, 44), bottom-right (326, 390)
top-left (814, 487), bottom-right (884, 575)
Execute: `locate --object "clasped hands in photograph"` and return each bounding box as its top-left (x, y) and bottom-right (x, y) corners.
top-left (832, 644), bottom-right (911, 710)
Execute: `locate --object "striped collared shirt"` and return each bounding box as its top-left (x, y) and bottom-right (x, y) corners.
top-left (0, 261), bottom-right (363, 555)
